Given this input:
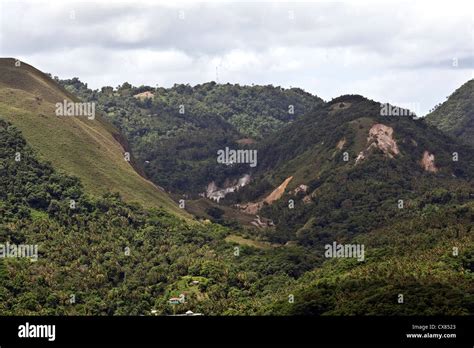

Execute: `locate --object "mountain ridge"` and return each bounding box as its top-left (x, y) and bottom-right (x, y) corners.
top-left (0, 61), bottom-right (472, 316)
top-left (425, 79), bottom-right (474, 146)
top-left (0, 58), bottom-right (188, 218)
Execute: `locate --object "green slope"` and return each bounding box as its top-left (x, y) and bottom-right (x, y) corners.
top-left (58, 78), bottom-right (324, 194)
top-left (0, 58), bottom-right (188, 218)
top-left (265, 200), bottom-right (474, 315)
top-left (0, 119), bottom-right (319, 315)
top-left (229, 95), bottom-right (474, 244)
top-left (425, 79), bottom-right (474, 146)
top-left (1, 69), bottom-right (472, 316)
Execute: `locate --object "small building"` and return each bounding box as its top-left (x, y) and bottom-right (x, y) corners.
top-left (169, 298), bottom-right (181, 305)
top-left (169, 294), bottom-right (185, 305)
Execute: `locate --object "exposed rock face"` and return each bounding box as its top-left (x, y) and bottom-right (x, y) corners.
top-left (369, 124), bottom-right (400, 156)
top-left (355, 152), bottom-right (366, 164)
top-left (356, 123), bottom-right (400, 164)
top-left (336, 138), bottom-right (346, 150)
top-left (133, 91), bottom-right (154, 100)
top-left (240, 201), bottom-right (262, 215)
top-left (238, 176), bottom-right (293, 214)
top-left (420, 151), bottom-right (438, 172)
top-left (206, 174), bottom-right (251, 202)
top-left (292, 184), bottom-right (308, 195)
top-left (264, 176), bottom-right (293, 204)
top-left (250, 215), bottom-right (274, 228)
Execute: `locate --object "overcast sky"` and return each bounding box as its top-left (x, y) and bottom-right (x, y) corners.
top-left (0, 0), bottom-right (472, 115)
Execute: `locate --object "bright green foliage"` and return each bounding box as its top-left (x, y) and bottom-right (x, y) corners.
top-left (425, 79), bottom-right (474, 146)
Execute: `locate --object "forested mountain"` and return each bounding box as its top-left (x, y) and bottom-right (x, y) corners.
top-left (267, 199), bottom-right (474, 315)
top-left (1, 117), bottom-right (472, 315)
top-left (59, 78), bottom-right (323, 194)
top-left (234, 93), bottom-right (474, 315)
top-left (2, 116), bottom-right (472, 315)
top-left (1, 60), bottom-right (472, 316)
top-left (0, 118), bottom-right (318, 314)
top-left (228, 95), bottom-right (474, 245)
top-left (425, 79), bottom-right (474, 146)
top-left (0, 58), bottom-right (185, 217)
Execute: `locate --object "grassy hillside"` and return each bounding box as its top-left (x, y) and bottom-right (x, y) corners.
top-left (0, 58), bottom-right (187, 218)
top-left (425, 79), bottom-right (474, 146)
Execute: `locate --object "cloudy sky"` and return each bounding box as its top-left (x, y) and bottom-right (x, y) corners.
top-left (0, 0), bottom-right (472, 115)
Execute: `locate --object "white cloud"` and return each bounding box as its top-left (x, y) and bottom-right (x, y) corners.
top-left (0, 0), bottom-right (472, 115)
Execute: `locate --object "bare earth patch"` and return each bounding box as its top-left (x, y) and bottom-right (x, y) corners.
top-left (264, 176), bottom-right (293, 204)
top-left (356, 123), bottom-right (399, 164)
top-left (330, 102), bottom-right (352, 113)
top-left (336, 138), bottom-right (346, 150)
top-left (236, 138), bottom-right (256, 145)
top-left (420, 150), bottom-right (438, 172)
top-left (133, 91), bottom-right (154, 100)
top-left (239, 176), bottom-right (293, 214)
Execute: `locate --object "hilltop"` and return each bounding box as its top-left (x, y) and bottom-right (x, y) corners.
top-left (59, 78), bottom-right (324, 194)
top-left (227, 93), bottom-right (474, 244)
top-left (0, 58), bottom-right (187, 218)
top-left (425, 79), bottom-right (474, 146)
top-left (0, 64), bottom-right (472, 316)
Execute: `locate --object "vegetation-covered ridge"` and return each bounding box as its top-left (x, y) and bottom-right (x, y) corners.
top-left (425, 79), bottom-right (474, 146)
top-left (0, 58), bottom-right (185, 217)
top-left (0, 119), bottom-right (321, 315)
top-left (227, 94), bottom-right (474, 246)
top-left (1, 101), bottom-right (472, 315)
top-left (58, 78), bottom-right (324, 194)
top-left (1, 60), bottom-right (472, 316)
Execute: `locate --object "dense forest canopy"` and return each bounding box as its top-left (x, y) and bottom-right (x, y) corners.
top-left (2, 75), bottom-right (473, 315)
top-left (58, 78), bottom-right (324, 194)
top-left (1, 118), bottom-right (472, 315)
top-left (425, 79), bottom-right (474, 147)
